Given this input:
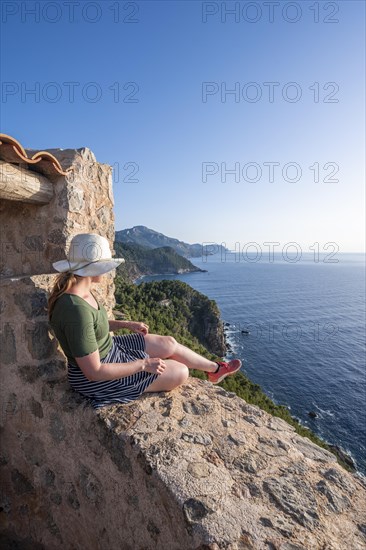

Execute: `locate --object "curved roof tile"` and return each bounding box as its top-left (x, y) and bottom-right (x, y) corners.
top-left (0, 133), bottom-right (71, 180)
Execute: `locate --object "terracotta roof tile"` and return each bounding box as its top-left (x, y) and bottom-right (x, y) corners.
top-left (0, 133), bottom-right (71, 180)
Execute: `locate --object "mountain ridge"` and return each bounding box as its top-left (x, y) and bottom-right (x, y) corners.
top-left (115, 225), bottom-right (227, 258)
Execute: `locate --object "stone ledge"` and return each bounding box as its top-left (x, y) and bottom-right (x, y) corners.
top-left (2, 367), bottom-right (366, 549)
top-left (91, 377), bottom-right (366, 549)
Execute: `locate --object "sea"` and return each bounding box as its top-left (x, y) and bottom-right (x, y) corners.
top-left (137, 251), bottom-right (366, 476)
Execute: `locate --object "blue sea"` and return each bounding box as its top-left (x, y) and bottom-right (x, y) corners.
top-left (138, 252), bottom-right (366, 476)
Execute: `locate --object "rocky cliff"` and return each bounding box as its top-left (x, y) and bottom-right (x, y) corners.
top-left (114, 278), bottom-right (227, 358)
top-left (187, 294), bottom-right (227, 358)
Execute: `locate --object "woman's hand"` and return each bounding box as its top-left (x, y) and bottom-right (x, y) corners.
top-left (142, 358), bottom-right (166, 375)
top-left (128, 321), bottom-right (149, 335)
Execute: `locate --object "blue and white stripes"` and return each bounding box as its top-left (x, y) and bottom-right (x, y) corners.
top-left (67, 333), bottom-right (159, 409)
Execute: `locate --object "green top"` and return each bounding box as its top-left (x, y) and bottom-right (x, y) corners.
top-left (49, 293), bottom-right (113, 367)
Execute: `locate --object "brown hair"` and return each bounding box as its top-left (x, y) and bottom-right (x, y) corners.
top-left (47, 271), bottom-right (82, 321)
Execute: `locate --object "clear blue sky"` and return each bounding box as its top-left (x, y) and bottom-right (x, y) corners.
top-left (1, 0), bottom-right (365, 252)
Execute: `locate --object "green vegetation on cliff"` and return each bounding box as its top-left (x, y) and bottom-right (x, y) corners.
top-left (114, 241), bottom-right (204, 282)
top-left (114, 278), bottom-right (225, 356)
top-left (113, 275), bottom-right (353, 473)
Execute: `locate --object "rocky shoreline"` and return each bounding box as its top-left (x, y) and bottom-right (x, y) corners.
top-left (133, 266), bottom-right (207, 284)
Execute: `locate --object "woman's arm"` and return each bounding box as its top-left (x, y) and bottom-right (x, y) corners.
top-left (108, 319), bottom-right (149, 334)
top-left (74, 349), bottom-right (165, 381)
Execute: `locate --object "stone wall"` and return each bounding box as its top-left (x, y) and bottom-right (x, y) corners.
top-left (0, 146), bottom-right (116, 313)
top-left (1, 142), bottom-right (366, 549)
top-left (0, 143), bottom-right (119, 546)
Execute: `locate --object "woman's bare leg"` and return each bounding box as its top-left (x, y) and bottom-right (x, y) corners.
top-left (142, 359), bottom-right (189, 393)
top-left (144, 334), bottom-right (218, 372)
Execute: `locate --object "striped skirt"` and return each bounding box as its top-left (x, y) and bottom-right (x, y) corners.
top-left (67, 333), bottom-right (159, 410)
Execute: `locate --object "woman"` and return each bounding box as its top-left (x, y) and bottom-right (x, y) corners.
top-left (48, 233), bottom-right (242, 410)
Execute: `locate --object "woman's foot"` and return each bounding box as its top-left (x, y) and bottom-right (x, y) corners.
top-left (207, 359), bottom-right (242, 384)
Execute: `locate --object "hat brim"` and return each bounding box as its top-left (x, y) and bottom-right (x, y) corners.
top-left (52, 258), bottom-right (125, 276)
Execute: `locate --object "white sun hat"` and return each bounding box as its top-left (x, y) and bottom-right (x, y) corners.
top-left (52, 233), bottom-right (125, 277)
